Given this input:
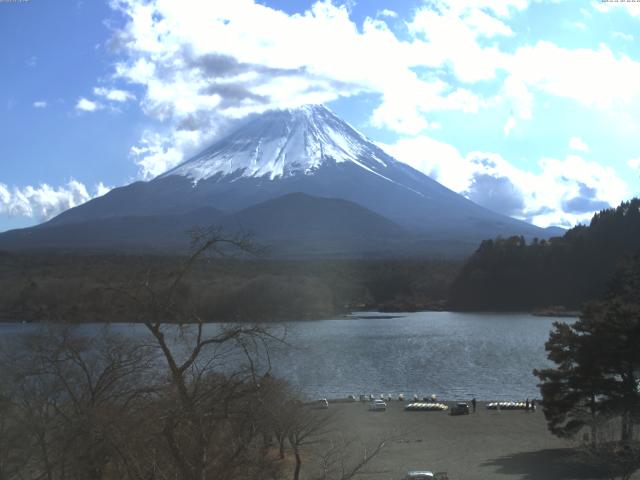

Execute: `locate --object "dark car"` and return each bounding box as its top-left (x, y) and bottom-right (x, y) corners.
top-left (450, 402), bottom-right (470, 415)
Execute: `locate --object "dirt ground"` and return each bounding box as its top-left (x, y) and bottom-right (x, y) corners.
top-left (306, 401), bottom-right (639, 480)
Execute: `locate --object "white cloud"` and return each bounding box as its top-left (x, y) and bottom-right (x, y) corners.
top-left (370, 83), bottom-right (479, 134)
top-left (107, 0), bottom-right (640, 143)
top-left (532, 155), bottom-right (626, 224)
top-left (93, 87), bottom-right (135, 102)
top-left (613, 31), bottom-right (634, 41)
top-left (627, 157), bottom-right (640, 171)
top-left (102, 0), bottom-right (640, 222)
top-left (113, 0), bottom-right (376, 114)
top-left (33, 101), bottom-right (47, 108)
top-left (592, 0), bottom-right (640, 17)
top-left (95, 182), bottom-right (111, 196)
top-left (75, 97), bottom-right (102, 112)
top-left (378, 9), bottom-right (397, 18)
top-left (422, 0), bottom-right (529, 21)
top-left (110, 0), bottom-right (395, 171)
top-left (380, 136), bottom-right (628, 227)
top-left (407, 5), bottom-right (513, 83)
top-left (378, 136), bottom-right (474, 192)
top-left (503, 116), bottom-right (516, 136)
top-left (129, 130), bottom-right (202, 180)
top-left (0, 181), bottom-right (111, 221)
top-left (0, 185), bottom-right (10, 207)
top-left (108, 0), bottom-right (525, 163)
top-left (580, 7), bottom-right (592, 18)
top-left (569, 136), bottom-right (589, 152)
top-left (501, 75), bottom-right (533, 120)
top-left (508, 41), bottom-right (640, 110)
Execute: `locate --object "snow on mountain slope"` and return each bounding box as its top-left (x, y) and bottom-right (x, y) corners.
top-left (162, 104), bottom-right (395, 183)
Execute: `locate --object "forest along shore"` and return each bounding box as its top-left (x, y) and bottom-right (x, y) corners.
top-left (0, 252), bottom-right (581, 323)
top-left (0, 253), bottom-right (459, 323)
top-left (306, 401), bottom-right (616, 480)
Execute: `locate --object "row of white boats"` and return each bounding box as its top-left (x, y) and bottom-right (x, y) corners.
top-left (332, 395), bottom-right (536, 412)
top-left (348, 394), bottom-right (440, 402)
top-left (486, 401), bottom-right (535, 410)
top-left (404, 402), bottom-right (449, 412)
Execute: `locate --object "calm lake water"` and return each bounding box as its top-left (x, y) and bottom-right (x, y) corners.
top-left (0, 311), bottom-right (571, 401)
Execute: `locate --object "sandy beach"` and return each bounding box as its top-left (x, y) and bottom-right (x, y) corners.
top-left (305, 400), bottom-right (638, 480)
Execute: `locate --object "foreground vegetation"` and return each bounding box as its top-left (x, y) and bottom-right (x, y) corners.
top-left (0, 233), bottom-right (390, 480)
top-left (1, 214), bottom-right (640, 479)
top-left (0, 326), bottom-right (395, 480)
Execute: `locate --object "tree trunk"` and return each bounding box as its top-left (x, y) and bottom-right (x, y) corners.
top-left (590, 394), bottom-right (598, 447)
top-left (37, 432), bottom-right (54, 480)
top-left (293, 447), bottom-right (301, 480)
top-left (200, 438), bottom-right (207, 480)
top-left (621, 411), bottom-right (631, 443)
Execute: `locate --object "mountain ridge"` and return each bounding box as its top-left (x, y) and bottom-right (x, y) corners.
top-left (0, 104), bottom-right (559, 257)
top-left (0, 193), bottom-right (416, 257)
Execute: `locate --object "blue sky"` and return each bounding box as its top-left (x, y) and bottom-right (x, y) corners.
top-left (1, 0), bottom-right (639, 231)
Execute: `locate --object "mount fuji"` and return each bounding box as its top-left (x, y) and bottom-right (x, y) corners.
top-left (0, 105), bottom-right (559, 257)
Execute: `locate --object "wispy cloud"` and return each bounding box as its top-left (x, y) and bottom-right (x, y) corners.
top-left (378, 9), bottom-right (397, 18)
top-left (503, 116), bottom-right (516, 136)
top-left (570, 21), bottom-right (587, 30)
top-left (93, 87), bottom-right (135, 102)
top-left (33, 100), bottom-right (48, 109)
top-left (613, 31), bottom-right (634, 41)
top-left (569, 136), bottom-right (589, 152)
top-left (627, 157), bottom-right (640, 171)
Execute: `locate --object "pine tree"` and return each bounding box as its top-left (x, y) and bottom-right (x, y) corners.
top-left (534, 318), bottom-right (606, 442)
top-left (534, 256), bottom-right (640, 445)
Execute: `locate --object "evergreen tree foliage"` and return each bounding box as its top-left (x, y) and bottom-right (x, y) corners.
top-left (450, 198), bottom-right (640, 310)
top-left (534, 255), bottom-right (640, 444)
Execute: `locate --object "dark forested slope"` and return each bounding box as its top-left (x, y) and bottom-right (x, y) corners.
top-left (449, 199), bottom-right (640, 311)
top-left (0, 253), bottom-right (459, 322)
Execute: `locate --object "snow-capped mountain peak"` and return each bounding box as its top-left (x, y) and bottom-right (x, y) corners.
top-left (163, 104), bottom-right (392, 182)
top-left (15, 104), bottom-right (553, 256)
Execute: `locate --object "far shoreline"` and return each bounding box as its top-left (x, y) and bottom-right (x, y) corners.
top-left (0, 308), bottom-right (581, 324)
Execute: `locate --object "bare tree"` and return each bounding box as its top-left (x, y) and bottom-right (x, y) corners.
top-left (284, 405), bottom-right (398, 480)
top-left (105, 229), bottom-right (285, 480)
top-left (0, 389), bottom-right (27, 480)
top-left (0, 327), bottom-right (157, 480)
top-left (256, 375), bottom-right (308, 461)
top-left (312, 433), bottom-right (394, 480)
top-left (0, 229), bottom-right (391, 480)
top-left (287, 405), bottom-right (334, 480)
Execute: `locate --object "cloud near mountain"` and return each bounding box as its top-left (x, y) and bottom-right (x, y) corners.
top-left (0, 181), bottom-right (111, 221)
top-left (380, 138), bottom-right (628, 228)
top-left (101, 0), bottom-right (635, 228)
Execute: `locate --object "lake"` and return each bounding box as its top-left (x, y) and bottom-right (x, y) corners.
top-left (0, 311), bottom-right (571, 401)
